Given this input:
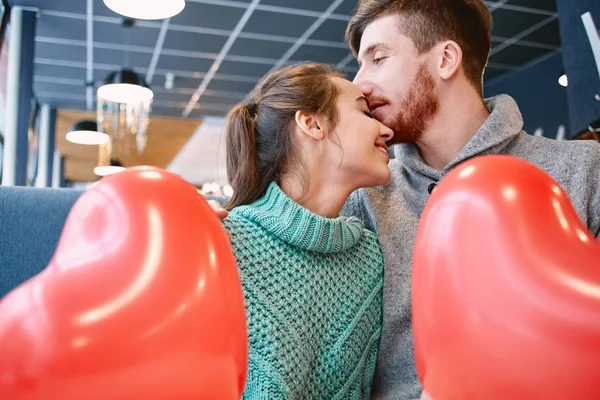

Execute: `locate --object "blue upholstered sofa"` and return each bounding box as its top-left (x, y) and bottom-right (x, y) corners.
top-left (0, 186), bottom-right (223, 298)
top-left (0, 186), bottom-right (83, 298)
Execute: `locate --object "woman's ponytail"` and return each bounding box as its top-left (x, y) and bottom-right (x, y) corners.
top-left (224, 102), bottom-right (263, 210)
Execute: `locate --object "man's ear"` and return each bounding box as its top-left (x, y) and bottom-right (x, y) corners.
top-left (437, 40), bottom-right (463, 81)
top-left (295, 110), bottom-right (325, 141)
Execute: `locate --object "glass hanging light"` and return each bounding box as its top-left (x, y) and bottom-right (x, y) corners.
top-left (94, 139), bottom-right (126, 177)
top-left (97, 68), bottom-right (153, 154)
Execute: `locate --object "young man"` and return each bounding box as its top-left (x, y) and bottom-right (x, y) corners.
top-left (343, 0), bottom-right (600, 399)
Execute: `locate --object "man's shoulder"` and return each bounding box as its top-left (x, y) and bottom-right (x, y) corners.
top-left (515, 132), bottom-right (600, 161)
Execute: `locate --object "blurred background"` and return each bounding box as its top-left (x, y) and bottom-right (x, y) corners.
top-left (0, 0), bottom-right (598, 197)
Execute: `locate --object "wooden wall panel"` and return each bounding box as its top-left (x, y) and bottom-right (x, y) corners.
top-left (55, 110), bottom-right (201, 182)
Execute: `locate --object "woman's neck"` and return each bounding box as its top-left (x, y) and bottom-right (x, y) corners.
top-left (279, 173), bottom-right (351, 219)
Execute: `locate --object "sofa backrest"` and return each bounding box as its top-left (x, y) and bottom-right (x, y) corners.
top-left (0, 186), bottom-right (225, 298)
top-left (0, 186), bottom-right (83, 298)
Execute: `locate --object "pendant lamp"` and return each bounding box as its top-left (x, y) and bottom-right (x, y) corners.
top-left (97, 68), bottom-right (153, 154)
top-left (94, 139), bottom-right (126, 177)
top-left (66, 120), bottom-right (110, 145)
top-left (103, 0), bottom-right (185, 21)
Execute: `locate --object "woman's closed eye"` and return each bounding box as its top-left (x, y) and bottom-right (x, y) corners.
top-left (364, 110), bottom-right (375, 118)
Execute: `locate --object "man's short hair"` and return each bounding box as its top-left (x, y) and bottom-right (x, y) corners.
top-left (346, 0), bottom-right (493, 93)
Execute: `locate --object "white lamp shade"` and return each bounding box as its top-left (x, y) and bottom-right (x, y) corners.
top-left (94, 165), bottom-right (126, 176)
top-left (97, 83), bottom-right (154, 104)
top-left (66, 130), bottom-right (110, 145)
top-left (103, 0), bottom-right (185, 20)
top-left (66, 121), bottom-right (110, 145)
top-left (558, 74), bottom-right (568, 87)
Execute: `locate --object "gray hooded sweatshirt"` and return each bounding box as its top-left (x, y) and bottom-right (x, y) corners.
top-left (342, 94), bottom-right (600, 400)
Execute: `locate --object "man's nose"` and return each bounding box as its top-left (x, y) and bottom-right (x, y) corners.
top-left (352, 68), bottom-right (371, 95)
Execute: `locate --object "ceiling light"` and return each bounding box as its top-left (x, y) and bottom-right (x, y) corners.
top-left (558, 71), bottom-right (568, 87)
top-left (66, 120), bottom-right (110, 145)
top-left (98, 69), bottom-right (153, 104)
top-left (94, 159), bottom-right (126, 177)
top-left (103, 0), bottom-right (185, 20)
top-left (97, 68), bottom-right (153, 154)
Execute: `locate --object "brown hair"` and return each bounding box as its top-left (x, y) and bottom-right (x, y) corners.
top-left (346, 0), bottom-right (492, 94)
top-left (224, 63), bottom-right (344, 210)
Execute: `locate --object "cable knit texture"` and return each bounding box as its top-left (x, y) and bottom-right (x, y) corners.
top-left (223, 182), bottom-right (384, 400)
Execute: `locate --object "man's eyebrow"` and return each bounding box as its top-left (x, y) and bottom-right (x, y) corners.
top-left (356, 96), bottom-right (370, 108)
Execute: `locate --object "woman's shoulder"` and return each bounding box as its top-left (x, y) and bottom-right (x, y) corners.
top-left (223, 209), bottom-right (281, 251)
top-left (223, 209), bottom-right (260, 235)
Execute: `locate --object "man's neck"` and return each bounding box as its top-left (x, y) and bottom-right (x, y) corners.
top-left (415, 91), bottom-right (490, 171)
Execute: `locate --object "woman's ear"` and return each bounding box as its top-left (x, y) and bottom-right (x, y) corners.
top-left (295, 110), bottom-right (325, 141)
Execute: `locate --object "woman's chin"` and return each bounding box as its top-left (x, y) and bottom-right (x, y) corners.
top-left (363, 168), bottom-right (392, 188)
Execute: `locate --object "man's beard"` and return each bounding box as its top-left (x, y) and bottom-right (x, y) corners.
top-left (385, 64), bottom-right (439, 145)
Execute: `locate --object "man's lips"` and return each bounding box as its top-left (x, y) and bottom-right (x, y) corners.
top-left (369, 102), bottom-right (386, 111)
top-left (369, 102), bottom-right (387, 119)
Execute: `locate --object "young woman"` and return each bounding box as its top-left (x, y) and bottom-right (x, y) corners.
top-left (223, 63), bottom-right (393, 399)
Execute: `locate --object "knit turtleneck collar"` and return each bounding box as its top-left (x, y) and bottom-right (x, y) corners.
top-left (231, 182), bottom-right (365, 253)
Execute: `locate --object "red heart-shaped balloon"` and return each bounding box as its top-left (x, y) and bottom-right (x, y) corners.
top-left (0, 167), bottom-right (248, 400)
top-left (412, 155), bottom-right (600, 400)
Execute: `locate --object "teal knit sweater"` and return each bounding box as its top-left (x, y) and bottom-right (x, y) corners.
top-left (223, 182), bottom-right (384, 400)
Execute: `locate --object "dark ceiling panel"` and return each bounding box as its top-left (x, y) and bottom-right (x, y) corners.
top-left (169, 2), bottom-right (246, 31)
top-left (290, 44), bottom-right (350, 65)
top-left (206, 79), bottom-right (259, 93)
top-left (154, 91), bottom-right (196, 104)
top-left (94, 48), bottom-right (153, 69)
top-left (508, 0), bottom-right (557, 12)
top-left (243, 10), bottom-right (314, 37)
top-left (216, 60), bottom-right (272, 78)
top-left (490, 43), bottom-right (553, 66)
top-left (37, 14), bottom-right (86, 41)
top-left (521, 18), bottom-right (560, 46)
top-left (202, 93), bottom-right (246, 104)
top-left (94, 20), bottom-right (160, 48)
top-left (483, 67), bottom-right (510, 82)
top-left (35, 42), bottom-right (86, 63)
top-left (162, 30), bottom-right (228, 54)
top-left (165, 76), bottom-right (201, 90)
top-left (311, 19), bottom-right (348, 43)
top-left (35, 62), bottom-right (86, 80)
top-left (36, 97), bottom-right (86, 109)
top-left (344, 71), bottom-right (356, 81)
top-left (335, 0), bottom-right (359, 16)
top-left (491, 8), bottom-right (548, 38)
top-left (229, 37), bottom-right (291, 59)
top-left (12, 0), bottom-right (86, 13)
top-left (155, 55), bottom-right (214, 75)
top-left (34, 81), bottom-right (84, 95)
top-left (345, 57), bottom-right (359, 69)
top-left (260, 0), bottom-right (331, 12)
